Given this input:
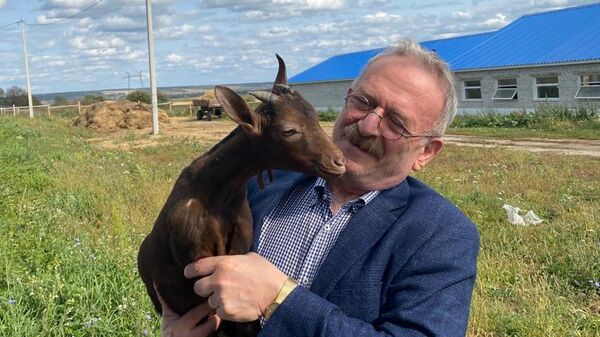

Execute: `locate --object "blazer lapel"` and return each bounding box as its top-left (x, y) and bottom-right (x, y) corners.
top-left (310, 179), bottom-right (411, 297)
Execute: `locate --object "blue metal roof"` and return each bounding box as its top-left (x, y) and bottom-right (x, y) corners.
top-left (450, 3), bottom-right (600, 70)
top-left (290, 3), bottom-right (600, 83)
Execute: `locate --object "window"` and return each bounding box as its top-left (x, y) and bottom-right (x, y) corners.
top-left (463, 80), bottom-right (481, 100)
top-left (575, 74), bottom-right (600, 99)
top-left (492, 78), bottom-right (518, 100)
top-left (535, 76), bottom-right (559, 99)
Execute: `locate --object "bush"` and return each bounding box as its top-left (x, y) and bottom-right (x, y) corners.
top-left (81, 94), bottom-right (105, 105)
top-left (52, 96), bottom-right (70, 106)
top-left (451, 104), bottom-right (599, 129)
top-left (126, 91), bottom-right (169, 104)
top-left (318, 108), bottom-right (339, 122)
top-left (127, 91), bottom-right (151, 104)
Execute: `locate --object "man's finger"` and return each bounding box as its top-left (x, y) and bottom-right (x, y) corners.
top-left (193, 275), bottom-right (215, 297)
top-left (178, 301), bottom-right (214, 328)
top-left (184, 256), bottom-right (221, 278)
top-left (191, 314), bottom-right (221, 336)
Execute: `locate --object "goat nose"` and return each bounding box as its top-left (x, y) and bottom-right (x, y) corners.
top-left (334, 157), bottom-right (345, 168)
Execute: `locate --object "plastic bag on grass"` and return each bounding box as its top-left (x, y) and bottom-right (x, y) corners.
top-left (503, 204), bottom-right (524, 226)
top-left (503, 204), bottom-right (543, 226)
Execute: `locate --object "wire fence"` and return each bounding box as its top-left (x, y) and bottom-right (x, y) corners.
top-left (0, 101), bottom-right (198, 118)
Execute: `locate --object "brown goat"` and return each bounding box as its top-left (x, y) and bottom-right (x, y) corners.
top-left (137, 55), bottom-right (345, 336)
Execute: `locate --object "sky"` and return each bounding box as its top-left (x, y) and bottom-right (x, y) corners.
top-left (0, 0), bottom-right (598, 94)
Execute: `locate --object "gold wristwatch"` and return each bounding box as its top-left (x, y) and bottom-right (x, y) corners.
top-left (263, 277), bottom-right (298, 320)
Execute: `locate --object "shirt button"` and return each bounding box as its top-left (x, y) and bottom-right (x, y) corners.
top-left (324, 224), bottom-right (331, 231)
top-left (302, 277), bottom-right (309, 285)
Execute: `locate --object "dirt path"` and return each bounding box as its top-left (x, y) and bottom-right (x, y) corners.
top-left (89, 117), bottom-right (600, 157)
top-left (443, 134), bottom-right (600, 157)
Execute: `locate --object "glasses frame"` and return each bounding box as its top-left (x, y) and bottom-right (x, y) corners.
top-left (343, 88), bottom-right (440, 140)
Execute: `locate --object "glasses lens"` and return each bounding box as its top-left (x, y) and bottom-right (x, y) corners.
top-left (348, 95), bottom-right (371, 111)
top-left (379, 119), bottom-right (405, 140)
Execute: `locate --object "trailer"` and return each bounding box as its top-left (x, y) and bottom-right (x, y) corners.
top-left (192, 98), bottom-right (223, 121)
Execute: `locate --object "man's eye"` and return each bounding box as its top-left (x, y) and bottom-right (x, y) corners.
top-left (387, 116), bottom-right (409, 133)
top-left (281, 129), bottom-right (298, 137)
top-left (351, 97), bottom-right (371, 110)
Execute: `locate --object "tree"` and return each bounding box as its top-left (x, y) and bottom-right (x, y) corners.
top-left (126, 90), bottom-right (169, 104)
top-left (157, 91), bottom-right (169, 103)
top-left (81, 94), bottom-right (105, 105)
top-left (6, 86), bottom-right (27, 97)
top-left (0, 88), bottom-right (4, 98)
top-left (127, 90), bottom-right (151, 104)
top-left (52, 96), bottom-right (70, 106)
top-left (3, 85), bottom-right (40, 106)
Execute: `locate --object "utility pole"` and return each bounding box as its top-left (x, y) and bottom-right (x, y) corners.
top-left (145, 0), bottom-right (159, 135)
top-left (124, 71), bottom-right (131, 93)
top-left (19, 19), bottom-right (34, 118)
top-left (138, 71), bottom-right (144, 89)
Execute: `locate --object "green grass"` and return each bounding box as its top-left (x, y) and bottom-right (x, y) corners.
top-left (447, 126), bottom-right (600, 140)
top-left (0, 116), bottom-right (598, 336)
top-left (450, 104), bottom-right (600, 140)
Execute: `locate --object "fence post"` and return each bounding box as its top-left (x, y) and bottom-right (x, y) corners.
top-left (189, 102), bottom-right (192, 117)
top-left (78, 101), bottom-right (81, 114)
top-left (47, 104), bottom-right (51, 117)
top-left (13, 104), bottom-right (16, 116)
top-left (169, 103), bottom-right (172, 115)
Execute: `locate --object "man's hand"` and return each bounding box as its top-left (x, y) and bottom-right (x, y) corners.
top-left (154, 283), bottom-right (221, 337)
top-left (184, 252), bottom-right (288, 322)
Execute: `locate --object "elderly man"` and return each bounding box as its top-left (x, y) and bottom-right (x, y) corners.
top-left (159, 39), bottom-right (479, 337)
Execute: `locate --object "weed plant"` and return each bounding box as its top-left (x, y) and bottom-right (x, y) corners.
top-left (451, 104), bottom-right (600, 139)
top-left (318, 108), bottom-right (339, 122)
top-left (0, 116), bottom-right (598, 336)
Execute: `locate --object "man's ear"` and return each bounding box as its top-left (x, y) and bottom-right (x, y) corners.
top-left (412, 138), bottom-right (444, 171)
top-left (214, 86), bottom-right (260, 135)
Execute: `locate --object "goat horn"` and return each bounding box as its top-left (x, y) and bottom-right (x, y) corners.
top-left (250, 91), bottom-right (280, 104)
top-left (273, 84), bottom-right (296, 94)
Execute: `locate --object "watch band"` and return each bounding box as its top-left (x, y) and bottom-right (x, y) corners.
top-left (263, 277), bottom-right (298, 320)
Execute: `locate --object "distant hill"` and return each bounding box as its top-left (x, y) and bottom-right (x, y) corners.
top-left (36, 82), bottom-right (272, 103)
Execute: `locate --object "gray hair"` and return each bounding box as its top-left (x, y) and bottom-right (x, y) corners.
top-left (353, 39), bottom-right (458, 136)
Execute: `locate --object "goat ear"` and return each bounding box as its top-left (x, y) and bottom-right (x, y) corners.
top-left (214, 86), bottom-right (260, 135)
top-left (272, 54), bottom-right (287, 95)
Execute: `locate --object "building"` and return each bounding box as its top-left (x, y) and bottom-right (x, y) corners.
top-left (289, 3), bottom-right (600, 114)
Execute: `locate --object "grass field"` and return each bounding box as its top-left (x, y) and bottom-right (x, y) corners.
top-left (0, 116), bottom-right (598, 336)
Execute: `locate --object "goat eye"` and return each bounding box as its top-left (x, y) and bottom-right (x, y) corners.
top-left (281, 129), bottom-right (298, 137)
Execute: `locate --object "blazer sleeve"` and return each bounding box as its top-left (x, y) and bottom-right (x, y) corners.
top-left (258, 211), bottom-right (480, 337)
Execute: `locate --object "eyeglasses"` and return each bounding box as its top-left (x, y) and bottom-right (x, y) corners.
top-left (343, 89), bottom-right (439, 140)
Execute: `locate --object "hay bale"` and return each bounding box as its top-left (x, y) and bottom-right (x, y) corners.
top-left (71, 101), bottom-right (170, 130)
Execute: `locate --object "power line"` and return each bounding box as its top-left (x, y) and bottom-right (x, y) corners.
top-left (0, 21), bottom-right (19, 31)
top-left (26, 0), bottom-right (104, 26)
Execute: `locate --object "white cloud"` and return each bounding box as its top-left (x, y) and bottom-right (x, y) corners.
top-left (306, 0), bottom-right (344, 9)
top-left (0, 0), bottom-right (7, 8)
top-left (482, 13), bottom-right (508, 28)
top-left (156, 24), bottom-right (213, 39)
top-left (259, 26), bottom-right (293, 38)
top-left (166, 53), bottom-right (186, 63)
top-left (100, 16), bottom-right (145, 31)
top-left (303, 23), bottom-right (340, 33)
top-left (69, 35), bottom-right (127, 49)
top-left (452, 10), bottom-right (473, 19)
top-left (364, 11), bottom-right (401, 22)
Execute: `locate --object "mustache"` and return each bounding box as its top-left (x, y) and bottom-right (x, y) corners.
top-left (343, 124), bottom-right (384, 159)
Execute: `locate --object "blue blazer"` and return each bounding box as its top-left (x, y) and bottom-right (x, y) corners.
top-left (247, 171), bottom-right (479, 337)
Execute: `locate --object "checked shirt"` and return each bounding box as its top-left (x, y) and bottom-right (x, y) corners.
top-left (256, 177), bottom-right (379, 288)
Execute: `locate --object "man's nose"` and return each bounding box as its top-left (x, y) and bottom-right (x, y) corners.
top-left (357, 108), bottom-right (383, 137)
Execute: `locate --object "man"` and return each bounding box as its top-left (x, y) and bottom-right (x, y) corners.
top-left (159, 39), bottom-right (480, 337)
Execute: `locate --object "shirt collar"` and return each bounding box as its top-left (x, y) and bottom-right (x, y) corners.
top-left (311, 177), bottom-right (380, 213)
